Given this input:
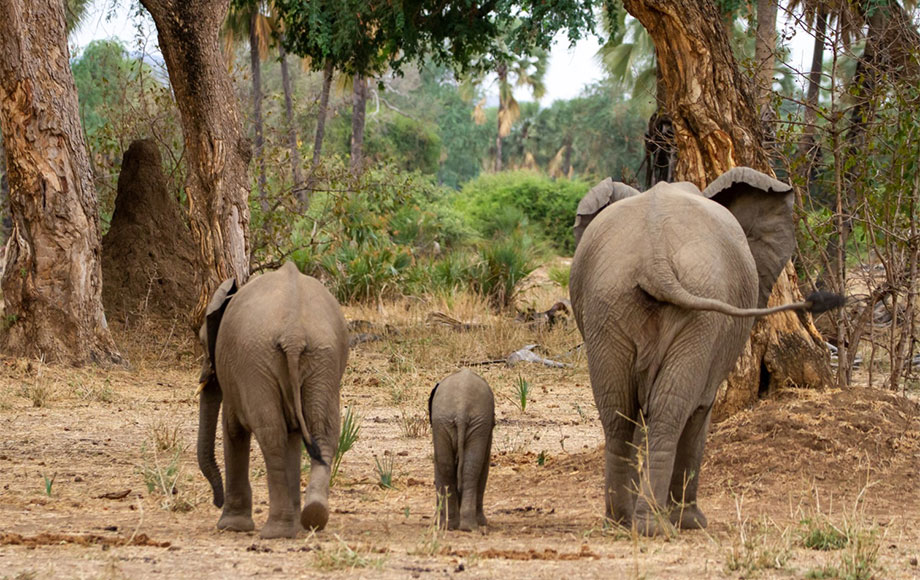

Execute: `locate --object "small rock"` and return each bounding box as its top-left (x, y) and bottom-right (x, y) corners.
top-left (74, 476), bottom-right (84, 482)
top-left (910, 557), bottom-right (918, 566)
top-left (455, 562), bottom-right (465, 572)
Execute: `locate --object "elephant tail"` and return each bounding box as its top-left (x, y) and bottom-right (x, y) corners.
top-left (283, 346), bottom-right (326, 466)
top-left (640, 190), bottom-right (844, 318)
top-left (639, 267), bottom-right (844, 318)
top-left (455, 416), bottom-right (468, 497)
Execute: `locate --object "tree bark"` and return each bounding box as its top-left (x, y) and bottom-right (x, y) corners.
top-left (622, 0), bottom-right (834, 418)
top-left (311, 60), bottom-right (334, 172)
top-left (0, 136), bottom-right (10, 240)
top-left (350, 73), bottom-right (366, 173)
top-left (140, 0), bottom-right (251, 329)
top-left (278, 41), bottom-right (304, 202)
top-left (0, 0), bottom-right (122, 365)
top-left (249, 8), bottom-right (267, 213)
top-left (753, 0), bottom-right (777, 111)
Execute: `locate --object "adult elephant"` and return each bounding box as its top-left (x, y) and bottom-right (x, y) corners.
top-left (569, 167), bottom-right (841, 536)
top-left (197, 261), bottom-right (348, 539)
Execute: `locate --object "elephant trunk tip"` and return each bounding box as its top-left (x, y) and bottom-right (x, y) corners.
top-left (805, 291), bottom-right (846, 314)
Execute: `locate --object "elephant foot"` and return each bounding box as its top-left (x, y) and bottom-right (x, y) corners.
top-left (477, 513), bottom-right (488, 527)
top-left (260, 518), bottom-right (299, 539)
top-left (458, 518), bottom-right (478, 532)
top-left (300, 500), bottom-right (329, 531)
top-left (670, 504), bottom-right (707, 530)
top-left (217, 512), bottom-right (255, 533)
top-left (633, 511), bottom-right (675, 537)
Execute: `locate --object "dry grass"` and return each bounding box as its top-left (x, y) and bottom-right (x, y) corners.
top-left (0, 286), bottom-right (918, 579)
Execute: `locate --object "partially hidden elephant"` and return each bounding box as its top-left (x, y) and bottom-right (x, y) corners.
top-left (197, 261), bottom-right (349, 539)
top-left (569, 167), bottom-right (842, 536)
top-left (428, 369), bottom-right (495, 532)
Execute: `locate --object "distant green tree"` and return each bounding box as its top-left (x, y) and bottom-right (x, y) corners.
top-left (71, 40), bottom-right (138, 139)
top-left (503, 80), bottom-right (646, 183)
top-left (276, 0), bottom-right (598, 172)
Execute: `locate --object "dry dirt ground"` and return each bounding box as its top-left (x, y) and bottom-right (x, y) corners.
top-left (2, 287), bottom-right (920, 579)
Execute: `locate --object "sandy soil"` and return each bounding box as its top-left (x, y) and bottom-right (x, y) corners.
top-left (1, 292), bottom-right (919, 579)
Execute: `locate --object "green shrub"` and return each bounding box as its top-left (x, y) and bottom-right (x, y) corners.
top-left (321, 242), bottom-right (412, 303)
top-left (455, 171), bottom-right (590, 253)
top-left (469, 231), bottom-right (539, 309)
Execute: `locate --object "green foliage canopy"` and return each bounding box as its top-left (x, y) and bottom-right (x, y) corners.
top-left (275, 0), bottom-right (602, 75)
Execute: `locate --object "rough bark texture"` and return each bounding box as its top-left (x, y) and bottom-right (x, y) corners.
top-left (0, 0), bottom-right (122, 365)
top-left (0, 137), bottom-right (10, 239)
top-left (101, 139), bottom-right (197, 324)
top-left (249, 8), bottom-right (267, 213)
top-left (622, 0), bottom-right (834, 419)
top-left (350, 74), bottom-right (366, 173)
top-left (139, 0), bottom-right (251, 329)
top-left (754, 0), bottom-right (777, 111)
top-left (278, 41), bottom-right (304, 201)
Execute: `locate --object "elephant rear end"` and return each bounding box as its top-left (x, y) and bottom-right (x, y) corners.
top-left (199, 261), bottom-right (348, 538)
top-left (429, 369), bottom-right (495, 531)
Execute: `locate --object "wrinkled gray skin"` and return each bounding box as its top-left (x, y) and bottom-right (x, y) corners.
top-left (428, 369), bottom-right (495, 532)
top-left (197, 261), bottom-right (348, 539)
top-left (570, 168), bottom-right (822, 536)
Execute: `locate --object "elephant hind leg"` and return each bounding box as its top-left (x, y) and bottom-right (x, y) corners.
top-left (588, 339), bottom-right (640, 527)
top-left (217, 412), bottom-right (255, 533)
top-left (285, 432), bottom-right (303, 528)
top-left (433, 428), bottom-right (460, 530)
top-left (475, 431), bottom-right (492, 528)
top-left (668, 405), bottom-right (712, 530)
top-left (634, 338), bottom-right (712, 536)
top-left (254, 425), bottom-right (300, 539)
top-left (458, 424), bottom-right (491, 532)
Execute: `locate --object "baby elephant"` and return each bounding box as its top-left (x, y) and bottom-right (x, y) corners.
top-left (428, 369), bottom-right (495, 531)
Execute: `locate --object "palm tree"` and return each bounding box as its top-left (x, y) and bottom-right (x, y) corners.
top-left (492, 49), bottom-right (547, 172)
top-left (597, 11), bottom-right (656, 111)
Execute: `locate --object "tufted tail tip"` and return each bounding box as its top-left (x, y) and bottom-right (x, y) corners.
top-left (805, 291), bottom-right (846, 314)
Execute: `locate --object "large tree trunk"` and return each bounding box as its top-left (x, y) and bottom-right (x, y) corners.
top-left (249, 8), bottom-right (267, 213)
top-left (753, 0), bottom-right (777, 111)
top-left (278, 41), bottom-right (304, 202)
top-left (622, 0), bottom-right (834, 419)
top-left (140, 0), bottom-right (251, 329)
top-left (350, 74), bottom-right (366, 173)
top-left (0, 0), bottom-right (122, 365)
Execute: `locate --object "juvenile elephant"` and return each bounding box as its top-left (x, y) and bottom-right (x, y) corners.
top-left (428, 369), bottom-right (495, 532)
top-left (197, 261), bottom-right (348, 539)
top-left (570, 168), bottom-right (842, 536)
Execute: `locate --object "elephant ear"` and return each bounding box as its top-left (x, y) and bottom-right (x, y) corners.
top-left (204, 278), bottom-right (238, 373)
top-left (703, 167), bottom-right (795, 308)
top-left (427, 382), bottom-right (440, 424)
top-left (573, 178), bottom-right (641, 248)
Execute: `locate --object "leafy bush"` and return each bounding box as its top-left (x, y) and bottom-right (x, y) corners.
top-left (455, 171), bottom-right (590, 253)
top-left (468, 230), bottom-right (539, 309)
